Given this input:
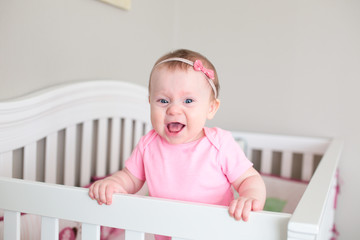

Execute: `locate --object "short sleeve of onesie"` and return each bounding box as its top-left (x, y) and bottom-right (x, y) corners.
top-left (125, 130), bottom-right (158, 181)
top-left (205, 127), bottom-right (253, 183)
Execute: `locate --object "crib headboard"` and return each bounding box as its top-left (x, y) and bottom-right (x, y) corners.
top-left (0, 80), bottom-right (151, 187)
top-left (0, 80), bottom-right (343, 240)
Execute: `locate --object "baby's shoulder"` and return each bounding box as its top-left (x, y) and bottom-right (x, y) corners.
top-left (138, 129), bottom-right (159, 149)
top-left (204, 127), bottom-right (234, 149)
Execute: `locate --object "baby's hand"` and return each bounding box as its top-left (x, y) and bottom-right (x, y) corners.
top-left (88, 177), bottom-right (127, 205)
top-left (228, 197), bottom-right (262, 221)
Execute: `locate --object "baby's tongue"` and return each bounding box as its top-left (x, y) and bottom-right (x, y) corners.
top-left (168, 123), bottom-right (184, 132)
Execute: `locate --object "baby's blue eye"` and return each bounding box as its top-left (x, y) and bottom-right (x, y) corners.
top-left (184, 99), bottom-right (193, 104)
top-left (159, 99), bottom-right (168, 104)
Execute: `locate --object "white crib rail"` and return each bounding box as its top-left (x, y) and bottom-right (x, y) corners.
top-left (0, 177), bottom-right (290, 240)
top-left (288, 138), bottom-right (343, 239)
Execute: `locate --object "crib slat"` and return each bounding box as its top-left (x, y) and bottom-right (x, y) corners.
top-left (41, 216), bottom-right (59, 240)
top-left (80, 120), bottom-right (93, 186)
top-left (301, 153), bottom-right (313, 181)
top-left (133, 120), bottom-right (143, 147)
top-left (82, 223), bottom-right (100, 240)
top-left (64, 125), bottom-right (76, 186)
top-left (280, 151), bottom-right (292, 178)
top-left (96, 118), bottom-right (108, 177)
top-left (45, 133), bottom-right (57, 183)
top-left (4, 210), bottom-right (20, 240)
top-left (0, 151), bottom-right (13, 177)
top-left (109, 117), bottom-right (121, 173)
top-left (260, 149), bottom-right (272, 174)
top-left (24, 142), bottom-right (37, 181)
top-left (122, 118), bottom-right (133, 167)
top-left (125, 230), bottom-right (145, 240)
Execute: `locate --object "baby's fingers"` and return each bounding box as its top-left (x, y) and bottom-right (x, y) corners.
top-left (228, 198), bottom-right (255, 221)
top-left (240, 200), bottom-right (253, 222)
top-left (88, 179), bottom-right (128, 206)
top-left (234, 200), bottom-right (245, 221)
top-left (228, 199), bottom-right (244, 221)
top-left (105, 185), bottom-right (116, 205)
top-left (89, 182), bottom-right (102, 204)
top-left (228, 200), bottom-right (236, 218)
top-left (88, 185), bottom-right (95, 199)
top-left (98, 183), bottom-right (109, 205)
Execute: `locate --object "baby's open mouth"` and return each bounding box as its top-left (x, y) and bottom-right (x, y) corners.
top-left (167, 122), bottom-right (185, 133)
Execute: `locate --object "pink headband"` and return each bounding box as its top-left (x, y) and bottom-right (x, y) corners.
top-left (155, 57), bottom-right (218, 98)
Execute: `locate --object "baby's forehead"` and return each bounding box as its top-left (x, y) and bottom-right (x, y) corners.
top-left (151, 66), bottom-right (208, 85)
top-left (151, 63), bottom-right (189, 75)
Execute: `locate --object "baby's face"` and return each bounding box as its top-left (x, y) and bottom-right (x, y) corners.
top-left (149, 66), bottom-right (219, 144)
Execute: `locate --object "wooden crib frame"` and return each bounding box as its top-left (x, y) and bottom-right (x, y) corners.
top-left (0, 80), bottom-right (343, 240)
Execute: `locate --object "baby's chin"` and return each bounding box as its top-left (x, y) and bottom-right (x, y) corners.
top-left (162, 130), bottom-right (206, 145)
top-left (161, 134), bottom-right (187, 145)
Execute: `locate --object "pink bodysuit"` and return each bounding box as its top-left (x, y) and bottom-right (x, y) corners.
top-left (125, 127), bottom-right (253, 240)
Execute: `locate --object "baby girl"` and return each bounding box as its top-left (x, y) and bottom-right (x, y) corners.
top-left (89, 49), bottom-right (266, 240)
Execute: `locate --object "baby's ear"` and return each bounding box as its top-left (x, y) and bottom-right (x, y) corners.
top-left (207, 99), bottom-right (220, 120)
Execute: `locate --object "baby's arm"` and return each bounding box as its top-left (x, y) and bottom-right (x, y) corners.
top-left (229, 167), bottom-right (266, 221)
top-left (88, 167), bottom-right (144, 205)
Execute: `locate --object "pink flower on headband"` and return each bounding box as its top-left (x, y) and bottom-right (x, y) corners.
top-left (193, 60), bottom-right (215, 80)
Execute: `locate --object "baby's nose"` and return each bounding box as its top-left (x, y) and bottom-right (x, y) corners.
top-left (166, 102), bottom-right (182, 115)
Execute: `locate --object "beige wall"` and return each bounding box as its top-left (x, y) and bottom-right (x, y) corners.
top-left (0, 0), bottom-right (174, 99)
top-left (1, 0), bottom-right (359, 239)
top-left (176, 1), bottom-right (359, 239)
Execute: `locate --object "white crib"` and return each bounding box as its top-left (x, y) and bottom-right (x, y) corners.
top-left (0, 80), bottom-right (343, 240)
